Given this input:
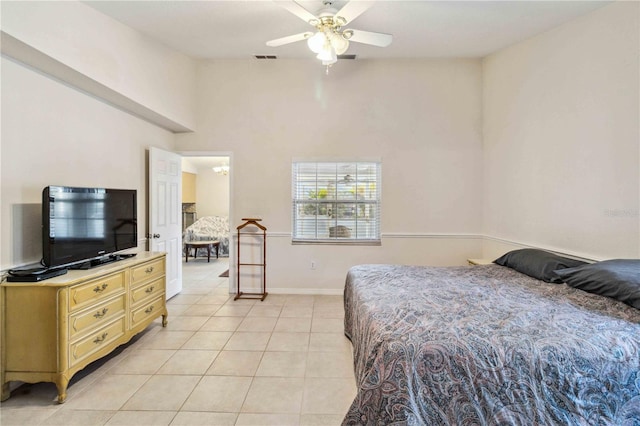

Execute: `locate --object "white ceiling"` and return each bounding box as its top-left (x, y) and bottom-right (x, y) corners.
top-left (84, 1), bottom-right (610, 60)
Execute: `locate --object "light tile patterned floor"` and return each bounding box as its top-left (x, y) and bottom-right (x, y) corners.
top-left (0, 259), bottom-right (356, 425)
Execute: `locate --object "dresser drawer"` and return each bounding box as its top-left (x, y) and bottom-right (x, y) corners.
top-left (69, 272), bottom-right (126, 312)
top-left (131, 295), bottom-right (165, 328)
top-left (69, 294), bottom-right (126, 339)
top-left (131, 258), bottom-right (165, 286)
top-left (130, 277), bottom-right (165, 306)
top-left (69, 317), bottom-right (126, 367)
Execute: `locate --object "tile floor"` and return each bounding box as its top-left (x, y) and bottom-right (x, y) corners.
top-left (0, 258), bottom-right (356, 425)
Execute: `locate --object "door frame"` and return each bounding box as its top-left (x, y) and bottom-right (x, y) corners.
top-left (178, 150), bottom-right (234, 294)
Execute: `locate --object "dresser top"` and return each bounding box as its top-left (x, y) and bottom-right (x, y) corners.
top-left (2, 252), bottom-right (166, 288)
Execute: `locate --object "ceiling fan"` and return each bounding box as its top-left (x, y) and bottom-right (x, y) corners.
top-left (266, 1), bottom-right (392, 70)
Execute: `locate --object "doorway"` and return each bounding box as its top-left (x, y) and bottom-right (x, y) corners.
top-left (179, 152), bottom-right (233, 294)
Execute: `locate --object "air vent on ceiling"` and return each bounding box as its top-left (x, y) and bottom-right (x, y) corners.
top-left (337, 54), bottom-right (357, 60)
top-left (254, 55), bottom-right (277, 59)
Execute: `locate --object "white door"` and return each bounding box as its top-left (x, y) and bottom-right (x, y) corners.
top-left (149, 147), bottom-right (182, 299)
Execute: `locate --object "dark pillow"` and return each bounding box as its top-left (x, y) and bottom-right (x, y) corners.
top-left (554, 259), bottom-right (640, 309)
top-left (493, 248), bottom-right (587, 283)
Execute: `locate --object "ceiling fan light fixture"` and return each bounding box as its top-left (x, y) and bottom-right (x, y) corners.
top-left (330, 32), bottom-right (349, 55)
top-left (316, 44), bottom-right (337, 62)
top-left (334, 16), bottom-right (347, 27)
top-left (322, 56), bottom-right (338, 66)
top-left (267, 0), bottom-right (392, 72)
top-left (212, 165), bottom-right (230, 175)
top-left (307, 31), bottom-right (326, 53)
top-left (342, 29), bottom-right (354, 40)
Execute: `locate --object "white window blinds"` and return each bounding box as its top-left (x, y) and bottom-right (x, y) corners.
top-left (292, 161), bottom-right (381, 243)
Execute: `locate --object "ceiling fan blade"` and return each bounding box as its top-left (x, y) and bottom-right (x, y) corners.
top-left (266, 32), bottom-right (313, 47)
top-left (335, 1), bottom-right (374, 25)
top-left (345, 29), bottom-right (393, 47)
top-left (274, 1), bottom-right (318, 25)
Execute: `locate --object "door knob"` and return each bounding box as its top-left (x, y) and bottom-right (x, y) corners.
top-left (153, 234), bottom-right (160, 239)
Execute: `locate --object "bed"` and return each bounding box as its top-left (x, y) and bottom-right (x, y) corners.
top-left (343, 253), bottom-right (640, 425)
top-left (184, 216), bottom-right (230, 257)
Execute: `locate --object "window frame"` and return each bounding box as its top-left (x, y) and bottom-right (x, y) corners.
top-left (291, 160), bottom-right (381, 245)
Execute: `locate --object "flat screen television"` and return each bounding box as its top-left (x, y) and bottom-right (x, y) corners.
top-left (42, 186), bottom-right (137, 268)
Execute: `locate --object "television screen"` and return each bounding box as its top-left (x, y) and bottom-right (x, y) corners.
top-left (42, 186), bottom-right (137, 268)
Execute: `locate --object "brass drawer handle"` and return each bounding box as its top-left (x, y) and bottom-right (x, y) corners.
top-left (145, 286), bottom-right (155, 293)
top-left (93, 332), bottom-right (108, 344)
top-left (145, 266), bottom-right (154, 274)
top-left (145, 306), bottom-right (154, 314)
top-left (93, 308), bottom-right (109, 319)
top-left (93, 283), bottom-right (108, 293)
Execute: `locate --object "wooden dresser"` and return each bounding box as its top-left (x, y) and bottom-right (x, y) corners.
top-left (1, 252), bottom-right (168, 403)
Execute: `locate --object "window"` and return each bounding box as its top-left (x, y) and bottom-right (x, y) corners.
top-left (292, 161), bottom-right (381, 244)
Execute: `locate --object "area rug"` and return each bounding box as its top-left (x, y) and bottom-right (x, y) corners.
top-left (219, 269), bottom-right (229, 277)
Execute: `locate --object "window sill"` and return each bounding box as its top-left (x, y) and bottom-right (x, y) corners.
top-left (292, 239), bottom-right (381, 246)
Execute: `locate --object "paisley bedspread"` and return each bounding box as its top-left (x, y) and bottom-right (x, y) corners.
top-left (184, 216), bottom-right (229, 257)
top-left (343, 264), bottom-right (640, 425)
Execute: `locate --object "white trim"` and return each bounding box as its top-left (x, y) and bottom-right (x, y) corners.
top-left (177, 150), bottom-right (234, 158)
top-left (382, 233), bottom-right (483, 239)
top-left (246, 232), bottom-right (484, 239)
top-left (233, 231), bottom-right (604, 262)
top-left (264, 232), bottom-right (291, 238)
top-left (291, 156), bottom-right (382, 163)
top-left (292, 240), bottom-right (381, 246)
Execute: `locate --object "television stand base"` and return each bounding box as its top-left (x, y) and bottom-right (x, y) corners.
top-left (70, 253), bottom-right (137, 270)
top-left (6, 268), bottom-right (67, 282)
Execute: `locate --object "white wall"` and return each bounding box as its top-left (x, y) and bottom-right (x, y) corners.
top-left (482, 1), bottom-right (639, 261)
top-left (196, 167), bottom-right (230, 218)
top-left (1, 0), bottom-right (197, 131)
top-left (0, 57), bottom-right (175, 270)
top-left (181, 158), bottom-right (198, 174)
top-left (3, 1), bottom-right (634, 291)
top-left (178, 59), bottom-right (484, 292)
top-left (0, 1), bottom-right (198, 271)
